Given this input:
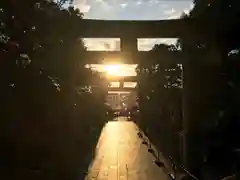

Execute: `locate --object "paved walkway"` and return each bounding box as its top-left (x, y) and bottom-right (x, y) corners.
top-left (85, 117), bottom-right (170, 180)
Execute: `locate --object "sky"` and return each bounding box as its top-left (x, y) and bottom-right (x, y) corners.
top-left (73, 0), bottom-right (193, 20)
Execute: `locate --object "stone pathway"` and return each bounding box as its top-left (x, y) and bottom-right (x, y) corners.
top-left (85, 117), bottom-right (170, 180)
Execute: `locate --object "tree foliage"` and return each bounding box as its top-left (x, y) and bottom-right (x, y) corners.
top-left (0, 0), bottom-right (108, 179)
top-left (137, 0), bottom-right (240, 179)
top-left (184, 0), bottom-right (240, 178)
top-left (136, 43), bottom-right (183, 166)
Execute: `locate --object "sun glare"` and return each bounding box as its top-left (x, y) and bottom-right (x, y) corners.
top-left (103, 64), bottom-right (126, 77)
top-left (86, 63), bottom-right (137, 78)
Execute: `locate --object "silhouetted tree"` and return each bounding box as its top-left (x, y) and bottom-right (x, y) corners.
top-left (177, 0), bottom-right (240, 179)
top-left (137, 43), bottom-right (183, 165)
top-left (0, 1), bottom-right (107, 179)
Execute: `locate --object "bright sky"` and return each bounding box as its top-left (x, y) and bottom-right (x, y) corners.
top-left (73, 0), bottom-right (193, 20)
top-left (76, 0), bottom-right (193, 81)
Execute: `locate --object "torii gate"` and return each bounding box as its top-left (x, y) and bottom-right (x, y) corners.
top-left (79, 18), bottom-right (193, 64)
top-left (78, 18), bottom-right (221, 173)
top-left (78, 18), bottom-right (195, 91)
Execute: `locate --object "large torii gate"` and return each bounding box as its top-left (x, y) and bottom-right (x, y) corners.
top-left (79, 18), bottom-right (195, 64)
top-left (79, 19), bottom-right (195, 91)
top-left (78, 18), bottom-right (221, 174)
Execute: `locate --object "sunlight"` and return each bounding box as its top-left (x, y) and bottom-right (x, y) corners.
top-left (86, 120), bottom-right (139, 179)
top-left (103, 64), bottom-right (125, 77)
top-left (86, 63), bottom-right (137, 78)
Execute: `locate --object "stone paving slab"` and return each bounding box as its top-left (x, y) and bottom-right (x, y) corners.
top-left (85, 117), bottom-right (171, 180)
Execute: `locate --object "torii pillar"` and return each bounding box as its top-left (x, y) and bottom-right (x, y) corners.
top-left (119, 36), bottom-right (138, 88)
top-left (120, 37), bottom-right (138, 53)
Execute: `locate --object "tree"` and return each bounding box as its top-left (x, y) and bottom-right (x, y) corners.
top-left (177, 0), bottom-right (240, 178)
top-left (136, 43), bottom-right (183, 164)
top-left (0, 1), bottom-right (108, 179)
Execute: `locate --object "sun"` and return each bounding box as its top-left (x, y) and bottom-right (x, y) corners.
top-left (103, 64), bottom-right (125, 77)
top-left (85, 63), bottom-right (137, 78)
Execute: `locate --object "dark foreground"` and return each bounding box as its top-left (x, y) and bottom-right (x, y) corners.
top-left (1, 117), bottom-right (171, 180)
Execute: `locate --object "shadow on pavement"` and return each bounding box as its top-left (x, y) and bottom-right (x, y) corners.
top-left (0, 118), bottom-right (105, 180)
